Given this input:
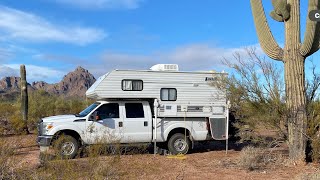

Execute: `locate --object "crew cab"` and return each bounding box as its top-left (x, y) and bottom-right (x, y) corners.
top-left (37, 100), bottom-right (219, 158)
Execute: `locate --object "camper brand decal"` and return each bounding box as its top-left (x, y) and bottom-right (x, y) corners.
top-left (205, 77), bottom-right (217, 81)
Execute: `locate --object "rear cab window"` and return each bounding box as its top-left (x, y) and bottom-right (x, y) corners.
top-left (125, 103), bottom-right (144, 118)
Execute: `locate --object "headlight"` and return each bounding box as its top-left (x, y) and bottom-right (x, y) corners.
top-left (42, 122), bottom-right (54, 134)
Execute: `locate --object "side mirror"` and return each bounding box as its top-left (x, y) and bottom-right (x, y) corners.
top-left (90, 111), bottom-right (98, 121)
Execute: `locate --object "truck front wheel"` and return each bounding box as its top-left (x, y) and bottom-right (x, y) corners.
top-left (54, 135), bottom-right (79, 159)
top-left (168, 133), bottom-right (191, 155)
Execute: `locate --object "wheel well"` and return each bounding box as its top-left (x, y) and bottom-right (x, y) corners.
top-left (167, 128), bottom-right (190, 141)
top-left (53, 130), bottom-right (82, 144)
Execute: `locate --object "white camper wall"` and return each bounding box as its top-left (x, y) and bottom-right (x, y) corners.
top-left (87, 70), bottom-right (227, 117)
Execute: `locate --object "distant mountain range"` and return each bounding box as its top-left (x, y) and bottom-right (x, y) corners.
top-left (0, 66), bottom-right (96, 100)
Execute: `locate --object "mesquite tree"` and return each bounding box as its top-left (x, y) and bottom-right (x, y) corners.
top-left (20, 65), bottom-right (29, 134)
top-left (250, 0), bottom-right (320, 162)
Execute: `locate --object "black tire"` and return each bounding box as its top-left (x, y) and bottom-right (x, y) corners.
top-left (167, 133), bottom-right (191, 155)
top-left (54, 135), bottom-right (79, 159)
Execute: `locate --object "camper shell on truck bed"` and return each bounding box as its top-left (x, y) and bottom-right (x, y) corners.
top-left (86, 69), bottom-right (228, 119)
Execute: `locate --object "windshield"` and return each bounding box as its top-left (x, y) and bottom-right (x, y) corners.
top-left (77, 102), bottom-right (100, 117)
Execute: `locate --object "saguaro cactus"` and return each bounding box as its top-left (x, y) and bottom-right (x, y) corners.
top-left (20, 65), bottom-right (29, 134)
top-left (250, 0), bottom-right (320, 162)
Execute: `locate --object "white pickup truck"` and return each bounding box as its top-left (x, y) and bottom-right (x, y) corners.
top-left (37, 100), bottom-right (227, 158)
top-left (37, 65), bottom-right (229, 158)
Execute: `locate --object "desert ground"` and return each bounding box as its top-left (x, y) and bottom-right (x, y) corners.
top-left (1, 134), bottom-right (319, 180)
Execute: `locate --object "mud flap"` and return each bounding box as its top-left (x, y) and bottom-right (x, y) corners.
top-left (209, 117), bottom-right (228, 140)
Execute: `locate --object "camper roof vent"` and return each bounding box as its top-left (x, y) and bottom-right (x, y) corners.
top-left (150, 64), bottom-right (179, 71)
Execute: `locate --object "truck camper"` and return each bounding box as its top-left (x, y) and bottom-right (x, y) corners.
top-left (37, 64), bottom-right (229, 158)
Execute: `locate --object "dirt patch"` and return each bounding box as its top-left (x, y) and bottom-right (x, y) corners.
top-left (3, 134), bottom-right (320, 180)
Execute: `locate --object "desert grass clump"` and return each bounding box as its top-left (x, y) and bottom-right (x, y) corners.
top-left (0, 138), bottom-right (22, 179)
top-left (37, 134), bottom-right (124, 179)
top-left (238, 145), bottom-right (288, 171)
top-left (238, 146), bottom-right (265, 171)
top-left (0, 102), bottom-right (22, 135)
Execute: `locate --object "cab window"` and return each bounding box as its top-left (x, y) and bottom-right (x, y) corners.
top-left (95, 103), bottom-right (119, 119)
top-left (125, 103), bottom-right (144, 118)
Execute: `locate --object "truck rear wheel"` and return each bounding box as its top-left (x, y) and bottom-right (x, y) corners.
top-left (168, 133), bottom-right (190, 155)
top-left (54, 135), bottom-right (79, 159)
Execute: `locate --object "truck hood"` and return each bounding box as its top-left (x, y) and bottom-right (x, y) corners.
top-left (42, 115), bottom-right (82, 123)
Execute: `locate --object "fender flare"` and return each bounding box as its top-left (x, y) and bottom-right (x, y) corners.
top-left (48, 125), bottom-right (84, 141)
top-left (163, 123), bottom-right (195, 141)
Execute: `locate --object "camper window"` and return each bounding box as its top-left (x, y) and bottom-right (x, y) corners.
top-left (122, 80), bottom-right (143, 91)
top-left (160, 88), bottom-right (177, 101)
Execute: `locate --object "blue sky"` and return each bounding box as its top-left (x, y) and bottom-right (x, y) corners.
top-left (0, 0), bottom-right (318, 83)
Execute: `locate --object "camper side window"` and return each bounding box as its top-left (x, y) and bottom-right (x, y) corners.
top-left (160, 88), bottom-right (177, 101)
top-left (122, 80), bottom-right (143, 91)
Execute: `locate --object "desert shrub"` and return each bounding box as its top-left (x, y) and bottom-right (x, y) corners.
top-left (221, 49), bottom-right (320, 163)
top-left (218, 49), bottom-right (287, 145)
top-left (238, 146), bottom-right (265, 171)
top-left (0, 135), bottom-right (123, 179)
top-left (307, 101), bottom-right (320, 162)
top-left (38, 136), bottom-right (122, 179)
top-left (238, 146), bottom-right (287, 171)
top-left (27, 90), bottom-right (89, 131)
top-left (9, 112), bottom-right (27, 134)
top-left (0, 102), bottom-right (22, 135)
top-left (0, 90), bottom-right (91, 134)
top-left (0, 137), bottom-right (22, 179)
top-left (28, 90), bottom-right (58, 129)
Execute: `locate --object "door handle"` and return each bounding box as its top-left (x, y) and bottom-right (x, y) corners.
top-left (119, 122), bottom-right (123, 127)
top-left (144, 121), bottom-right (148, 127)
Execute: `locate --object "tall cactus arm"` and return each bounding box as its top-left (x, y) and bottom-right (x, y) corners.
top-left (300, 0), bottom-right (320, 57)
top-left (270, 0), bottom-right (290, 22)
top-left (250, 0), bottom-right (284, 61)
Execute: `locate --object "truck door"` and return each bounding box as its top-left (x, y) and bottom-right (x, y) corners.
top-left (122, 102), bottom-right (152, 143)
top-left (85, 103), bottom-right (123, 144)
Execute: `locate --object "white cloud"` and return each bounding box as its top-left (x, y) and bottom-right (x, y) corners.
top-left (1, 64), bottom-right (65, 83)
top-left (0, 6), bottom-right (107, 45)
top-left (168, 44), bottom-right (263, 70)
top-left (33, 53), bottom-right (87, 64)
top-left (87, 43), bottom-right (263, 77)
top-left (52, 0), bottom-right (144, 9)
top-left (29, 43), bottom-right (264, 81)
top-left (0, 65), bottom-right (18, 78)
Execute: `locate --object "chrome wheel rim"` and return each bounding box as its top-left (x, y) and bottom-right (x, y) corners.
top-left (61, 142), bottom-right (75, 156)
top-left (173, 139), bottom-right (187, 152)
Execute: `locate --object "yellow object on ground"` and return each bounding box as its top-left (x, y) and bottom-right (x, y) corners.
top-left (166, 154), bottom-right (186, 160)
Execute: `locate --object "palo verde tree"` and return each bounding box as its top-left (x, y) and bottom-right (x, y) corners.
top-left (250, 0), bottom-right (320, 162)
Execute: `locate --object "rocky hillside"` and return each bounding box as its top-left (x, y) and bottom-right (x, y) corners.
top-left (0, 66), bottom-right (96, 99)
top-left (0, 77), bottom-right (20, 92)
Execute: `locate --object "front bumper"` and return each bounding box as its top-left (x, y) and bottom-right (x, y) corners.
top-left (37, 136), bottom-right (53, 146)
